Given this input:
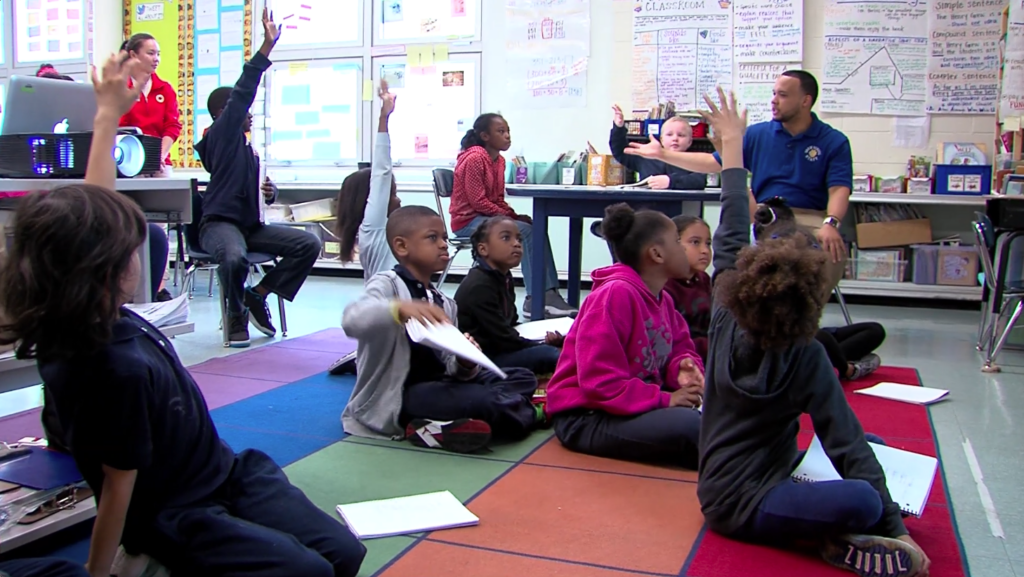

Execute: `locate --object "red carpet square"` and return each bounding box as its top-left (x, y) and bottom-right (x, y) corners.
top-left (437, 462), bottom-right (704, 575)
top-left (526, 437), bottom-right (698, 483)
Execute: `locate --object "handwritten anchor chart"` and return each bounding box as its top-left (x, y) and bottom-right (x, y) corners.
top-left (504, 0), bottom-right (590, 108)
top-left (631, 0), bottom-right (734, 110)
top-left (820, 0), bottom-right (929, 116)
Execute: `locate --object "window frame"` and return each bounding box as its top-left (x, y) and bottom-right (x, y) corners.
top-left (10, 0), bottom-right (88, 69)
top-left (266, 0), bottom-right (364, 53)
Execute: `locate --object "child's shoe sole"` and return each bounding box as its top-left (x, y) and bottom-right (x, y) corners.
top-left (821, 534), bottom-right (923, 577)
top-left (405, 418), bottom-right (491, 454)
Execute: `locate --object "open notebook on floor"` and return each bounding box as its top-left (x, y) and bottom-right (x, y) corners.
top-left (336, 490), bottom-right (480, 539)
top-left (853, 382), bottom-right (949, 405)
top-left (791, 436), bottom-right (937, 518)
top-left (515, 317), bottom-right (574, 341)
top-left (405, 319), bottom-right (507, 378)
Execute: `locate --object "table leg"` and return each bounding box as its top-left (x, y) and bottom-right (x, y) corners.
top-left (134, 227), bottom-right (153, 305)
top-left (531, 199), bottom-right (549, 321)
top-left (567, 217), bottom-right (583, 307)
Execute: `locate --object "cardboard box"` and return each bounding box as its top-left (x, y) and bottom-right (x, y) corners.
top-left (587, 154), bottom-right (624, 186)
top-left (936, 246), bottom-right (979, 286)
top-left (855, 218), bottom-right (932, 249)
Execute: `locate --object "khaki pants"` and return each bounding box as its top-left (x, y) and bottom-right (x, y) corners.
top-left (792, 208), bottom-right (847, 293)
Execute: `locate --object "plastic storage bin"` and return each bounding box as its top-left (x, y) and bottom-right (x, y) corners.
top-left (912, 244), bottom-right (979, 286)
top-left (290, 198), bottom-right (335, 222)
top-left (933, 164), bottom-right (992, 196)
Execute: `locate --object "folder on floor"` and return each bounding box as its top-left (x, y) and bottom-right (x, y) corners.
top-left (515, 317), bottom-right (574, 341)
top-left (853, 382), bottom-right (949, 405)
top-left (0, 447), bottom-right (83, 491)
top-left (336, 490), bottom-right (480, 539)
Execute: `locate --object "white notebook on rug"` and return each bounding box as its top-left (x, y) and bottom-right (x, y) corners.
top-left (515, 317), bottom-right (574, 341)
top-left (336, 490), bottom-right (479, 539)
top-left (792, 436), bottom-right (937, 518)
top-left (405, 319), bottom-right (507, 378)
top-left (854, 382), bottom-right (949, 405)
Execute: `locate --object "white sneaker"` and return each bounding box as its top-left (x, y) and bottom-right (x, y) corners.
top-left (111, 547), bottom-right (170, 577)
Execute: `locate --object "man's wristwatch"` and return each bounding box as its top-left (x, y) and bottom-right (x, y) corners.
top-left (823, 216), bottom-right (841, 229)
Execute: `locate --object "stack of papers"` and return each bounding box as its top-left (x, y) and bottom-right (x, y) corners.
top-left (125, 295), bottom-right (190, 328)
top-left (336, 490), bottom-right (480, 539)
top-left (405, 319), bottom-right (507, 378)
top-left (854, 382), bottom-right (949, 405)
top-left (515, 317), bottom-right (574, 341)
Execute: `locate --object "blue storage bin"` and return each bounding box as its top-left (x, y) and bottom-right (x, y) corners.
top-left (933, 164), bottom-right (992, 196)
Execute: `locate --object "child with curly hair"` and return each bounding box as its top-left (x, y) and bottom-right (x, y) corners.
top-left (627, 88), bottom-right (930, 577)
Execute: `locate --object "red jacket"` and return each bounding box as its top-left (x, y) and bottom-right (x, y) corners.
top-left (119, 73), bottom-right (182, 162)
top-left (450, 146), bottom-right (515, 232)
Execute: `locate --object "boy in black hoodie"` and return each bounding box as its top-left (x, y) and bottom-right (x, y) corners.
top-left (195, 9), bottom-right (320, 347)
top-left (626, 89), bottom-right (930, 577)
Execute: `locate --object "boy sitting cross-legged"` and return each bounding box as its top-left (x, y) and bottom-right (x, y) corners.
top-left (342, 206), bottom-right (544, 453)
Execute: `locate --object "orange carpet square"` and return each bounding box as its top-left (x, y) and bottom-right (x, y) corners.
top-left (436, 462), bottom-right (704, 575)
top-left (378, 541), bottom-right (655, 577)
top-left (526, 438), bottom-right (699, 483)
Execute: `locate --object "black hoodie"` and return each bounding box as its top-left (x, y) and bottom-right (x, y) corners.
top-left (454, 261), bottom-right (536, 358)
top-left (609, 124), bottom-right (707, 189)
top-left (195, 52), bottom-right (274, 230)
top-left (696, 168), bottom-right (906, 539)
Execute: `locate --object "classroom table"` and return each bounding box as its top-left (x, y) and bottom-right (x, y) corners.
top-left (506, 184), bottom-right (720, 320)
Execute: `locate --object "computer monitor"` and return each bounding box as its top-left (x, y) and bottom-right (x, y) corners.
top-left (1, 75), bottom-right (97, 136)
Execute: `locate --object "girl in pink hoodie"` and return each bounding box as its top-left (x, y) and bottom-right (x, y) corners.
top-left (545, 203), bottom-right (705, 468)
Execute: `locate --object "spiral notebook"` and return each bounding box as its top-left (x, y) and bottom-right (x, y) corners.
top-left (791, 436), bottom-right (937, 518)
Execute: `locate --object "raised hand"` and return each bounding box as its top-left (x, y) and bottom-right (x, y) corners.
top-left (380, 79), bottom-right (397, 117)
top-left (612, 104), bottom-right (625, 127)
top-left (259, 8), bottom-right (281, 54)
top-left (698, 86), bottom-right (747, 141)
top-left (91, 52), bottom-right (146, 118)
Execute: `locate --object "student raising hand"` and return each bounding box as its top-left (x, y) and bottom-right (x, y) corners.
top-left (380, 80), bottom-right (396, 117)
top-left (698, 87), bottom-right (746, 171)
top-left (258, 7), bottom-right (281, 56)
top-left (91, 52), bottom-right (146, 119)
top-left (612, 104), bottom-right (625, 128)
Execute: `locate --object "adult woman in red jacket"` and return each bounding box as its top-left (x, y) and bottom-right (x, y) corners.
top-left (118, 33), bottom-right (182, 169)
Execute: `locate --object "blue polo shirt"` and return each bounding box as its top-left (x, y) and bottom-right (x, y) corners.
top-left (713, 113), bottom-right (853, 211)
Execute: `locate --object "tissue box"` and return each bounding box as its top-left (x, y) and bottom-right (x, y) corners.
top-left (587, 155), bottom-right (624, 186)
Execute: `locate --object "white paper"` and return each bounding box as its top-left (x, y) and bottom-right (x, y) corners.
top-left (732, 0), bottom-right (802, 63)
top-left (125, 295), bottom-right (190, 328)
top-left (820, 0), bottom-right (927, 116)
top-left (925, 0), bottom-right (1001, 114)
top-left (220, 10), bottom-right (244, 47)
top-left (219, 50), bottom-right (243, 87)
top-left (631, 0), bottom-right (733, 109)
top-left (737, 63), bottom-right (801, 124)
top-left (504, 53), bottom-right (588, 109)
top-left (196, 33), bottom-right (221, 70)
top-left (854, 382), bottom-right (949, 405)
top-left (891, 116), bottom-right (930, 150)
top-left (0, 350), bottom-right (15, 361)
top-left (196, 75), bottom-right (220, 113)
top-left (195, 0), bottom-right (218, 30)
top-left (515, 317), bottom-right (574, 341)
top-left (336, 491), bottom-right (479, 540)
top-left (405, 319), bottom-right (507, 378)
top-left (792, 436), bottom-right (937, 517)
top-left (1001, 2), bottom-right (1024, 120)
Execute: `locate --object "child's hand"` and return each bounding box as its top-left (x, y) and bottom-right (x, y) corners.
top-left (90, 52), bottom-right (146, 120)
top-left (677, 358), bottom-right (705, 389)
top-left (612, 104), bottom-right (625, 127)
top-left (261, 177), bottom-right (277, 202)
top-left (669, 386), bottom-right (702, 408)
top-left (625, 135), bottom-right (664, 160)
top-left (259, 8), bottom-right (281, 53)
top-left (465, 333), bottom-right (481, 352)
top-left (380, 80), bottom-right (397, 117)
top-left (397, 301), bottom-right (449, 325)
top-left (648, 175), bottom-right (671, 190)
top-left (544, 331), bottom-right (564, 347)
top-left (699, 87), bottom-right (747, 141)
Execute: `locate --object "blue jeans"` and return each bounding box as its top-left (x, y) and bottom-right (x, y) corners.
top-left (148, 223), bottom-right (169, 300)
top-left (0, 558), bottom-right (89, 577)
top-left (493, 344), bottom-right (561, 375)
top-left (741, 433), bottom-right (889, 543)
top-left (455, 216), bottom-right (558, 297)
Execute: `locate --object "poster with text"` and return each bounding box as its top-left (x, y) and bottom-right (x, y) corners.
top-left (506, 53), bottom-right (588, 108)
top-left (15, 0), bottom-right (84, 63)
top-left (925, 0), bottom-right (1002, 114)
top-left (1001, 1), bottom-right (1024, 120)
top-left (733, 0), bottom-right (802, 63)
top-left (820, 0), bottom-right (927, 116)
top-left (631, 0), bottom-right (734, 110)
top-left (505, 0), bottom-right (590, 54)
top-left (737, 63), bottom-right (801, 124)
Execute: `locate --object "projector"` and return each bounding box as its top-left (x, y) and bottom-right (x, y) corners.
top-left (0, 131), bottom-right (162, 178)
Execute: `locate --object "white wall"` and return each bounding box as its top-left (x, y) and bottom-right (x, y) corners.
top-left (92, 0), bottom-right (123, 67)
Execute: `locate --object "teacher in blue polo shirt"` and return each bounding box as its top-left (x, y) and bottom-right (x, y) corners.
top-left (627, 71), bottom-right (852, 290)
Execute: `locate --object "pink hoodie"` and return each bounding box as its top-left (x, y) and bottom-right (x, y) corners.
top-left (545, 263), bottom-right (704, 416)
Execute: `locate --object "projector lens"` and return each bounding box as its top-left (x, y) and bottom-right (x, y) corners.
top-left (114, 135), bottom-right (145, 177)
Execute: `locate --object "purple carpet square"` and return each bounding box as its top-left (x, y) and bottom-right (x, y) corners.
top-left (0, 408), bottom-right (43, 443)
top-left (272, 328), bottom-right (358, 355)
top-left (191, 373), bottom-right (290, 410)
top-left (188, 347), bottom-right (342, 382)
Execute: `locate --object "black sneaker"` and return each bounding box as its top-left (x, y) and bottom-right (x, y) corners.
top-left (228, 314), bottom-right (251, 348)
top-left (243, 287), bottom-right (276, 337)
top-left (329, 351), bottom-right (358, 375)
top-left (156, 288), bottom-right (173, 302)
top-left (821, 534), bottom-right (923, 577)
top-left (405, 418), bottom-right (492, 453)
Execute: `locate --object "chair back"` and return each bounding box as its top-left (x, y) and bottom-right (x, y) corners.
top-left (432, 168), bottom-right (456, 238)
top-left (184, 181), bottom-right (206, 255)
top-left (973, 219), bottom-right (997, 291)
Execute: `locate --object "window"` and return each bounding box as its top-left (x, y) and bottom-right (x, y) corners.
top-left (375, 0), bottom-right (480, 45)
top-left (371, 54), bottom-right (480, 165)
top-left (270, 0), bottom-right (361, 49)
top-left (13, 0), bottom-right (85, 65)
top-left (0, 1), bottom-right (5, 65)
top-left (0, 82), bottom-right (6, 130)
top-left (266, 61), bottom-right (361, 164)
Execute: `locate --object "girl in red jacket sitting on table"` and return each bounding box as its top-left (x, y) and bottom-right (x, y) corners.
top-left (448, 113), bottom-right (575, 319)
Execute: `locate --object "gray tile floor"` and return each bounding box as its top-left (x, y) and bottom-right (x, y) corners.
top-left (1, 274), bottom-right (1021, 576)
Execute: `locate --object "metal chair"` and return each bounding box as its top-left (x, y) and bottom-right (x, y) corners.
top-left (431, 167), bottom-right (475, 288)
top-left (833, 285), bottom-right (853, 326)
top-left (973, 216), bottom-right (1024, 370)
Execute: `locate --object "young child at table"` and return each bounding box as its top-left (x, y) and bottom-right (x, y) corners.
top-left (610, 105), bottom-right (707, 190)
top-left (449, 113), bottom-right (575, 319)
top-left (329, 81), bottom-right (401, 375)
top-left (0, 50), bottom-right (365, 577)
top-left (543, 203), bottom-right (704, 467)
top-left (663, 215), bottom-right (713, 362)
top-left (455, 216), bottom-right (563, 376)
top-left (341, 206), bottom-right (544, 453)
top-left (626, 88), bottom-right (929, 577)
top-left (753, 197), bottom-right (885, 381)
